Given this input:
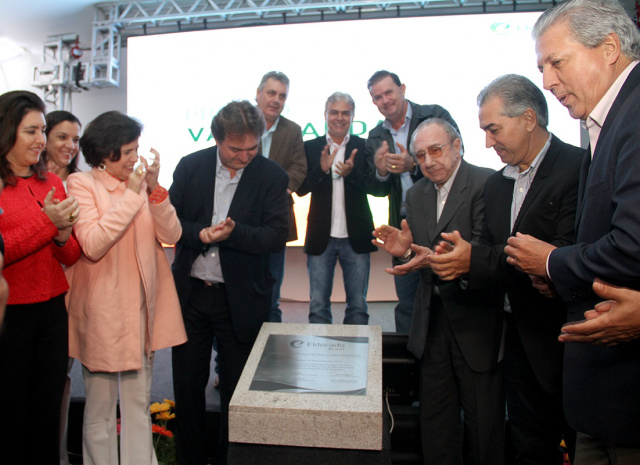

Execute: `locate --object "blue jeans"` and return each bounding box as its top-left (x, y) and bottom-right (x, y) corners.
top-left (269, 248), bottom-right (286, 322)
top-left (307, 237), bottom-right (370, 325)
top-left (393, 268), bottom-right (420, 333)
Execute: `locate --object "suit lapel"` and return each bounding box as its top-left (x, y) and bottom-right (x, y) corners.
top-left (591, 64), bottom-right (640, 162)
top-left (423, 181), bottom-right (438, 242)
top-left (269, 117), bottom-right (287, 164)
top-left (228, 153), bottom-right (260, 217)
top-left (575, 145), bottom-right (591, 228)
top-left (201, 148), bottom-right (217, 223)
top-left (512, 136), bottom-right (557, 233)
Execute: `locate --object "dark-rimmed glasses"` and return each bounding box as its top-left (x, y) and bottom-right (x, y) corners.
top-left (413, 139), bottom-right (456, 162)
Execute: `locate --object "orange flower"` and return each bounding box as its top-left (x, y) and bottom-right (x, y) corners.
top-left (163, 399), bottom-right (176, 408)
top-left (155, 411), bottom-right (176, 421)
top-left (150, 402), bottom-right (171, 414)
top-left (152, 424), bottom-right (174, 438)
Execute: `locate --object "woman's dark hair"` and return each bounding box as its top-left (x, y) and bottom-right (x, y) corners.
top-left (43, 110), bottom-right (82, 175)
top-left (0, 90), bottom-right (47, 185)
top-left (80, 111), bottom-right (142, 167)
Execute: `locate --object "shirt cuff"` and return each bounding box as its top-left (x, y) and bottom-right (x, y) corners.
top-left (545, 250), bottom-right (553, 280)
top-left (376, 170), bottom-right (390, 181)
top-left (148, 185), bottom-right (169, 204)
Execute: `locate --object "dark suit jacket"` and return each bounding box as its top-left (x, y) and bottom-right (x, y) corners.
top-left (548, 63), bottom-right (640, 445)
top-left (264, 116), bottom-right (306, 241)
top-left (365, 101), bottom-right (461, 227)
top-left (406, 160), bottom-right (503, 373)
top-left (469, 135), bottom-right (583, 393)
top-left (297, 135), bottom-right (376, 255)
top-left (169, 147), bottom-right (289, 343)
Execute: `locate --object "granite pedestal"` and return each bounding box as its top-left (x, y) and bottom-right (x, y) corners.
top-left (229, 323), bottom-right (383, 452)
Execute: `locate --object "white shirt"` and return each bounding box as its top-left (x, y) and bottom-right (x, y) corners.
top-left (327, 133), bottom-right (350, 238)
top-left (261, 116), bottom-right (280, 158)
top-left (433, 157), bottom-right (461, 222)
top-left (503, 134), bottom-right (551, 231)
top-left (190, 153), bottom-right (243, 283)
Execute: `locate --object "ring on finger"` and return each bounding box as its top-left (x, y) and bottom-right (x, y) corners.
top-left (68, 213), bottom-right (77, 222)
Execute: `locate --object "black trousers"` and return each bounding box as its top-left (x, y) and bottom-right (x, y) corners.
top-left (419, 295), bottom-right (505, 465)
top-left (0, 295), bottom-right (68, 465)
top-left (173, 282), bottom-right (255, 465)
top-left (504, 313), bottom-right (573, 465)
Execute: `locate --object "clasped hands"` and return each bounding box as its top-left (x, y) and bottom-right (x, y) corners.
top-left (199, 217), bottom-right (235, 244)
top-left (128, 148), bottom-right (161, 195)
top-left (371, 220), bottom-right (470, 278)
top-left (374, 141), bottom-right (415, 177)
top-left (43, 187), bottom-right (79, 246)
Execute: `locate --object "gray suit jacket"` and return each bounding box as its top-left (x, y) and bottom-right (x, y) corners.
top-left (265, 116), bottom-right (307, 241)
top-left (406, 160), bottom-right (503, 372)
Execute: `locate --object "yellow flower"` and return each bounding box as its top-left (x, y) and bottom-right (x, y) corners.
top-left (155, 411), bottom-right (176, 421)
top-left (163, 399), bottom-right (176, 408)
top-left (150, 402), bottom-right (162, 414)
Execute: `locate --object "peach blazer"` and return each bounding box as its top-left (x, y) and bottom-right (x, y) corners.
top-left (66, 169), bottom-right (187, 372)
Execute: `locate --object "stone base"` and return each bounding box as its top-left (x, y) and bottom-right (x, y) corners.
top-left (229, 323), bottom-right (382, 450)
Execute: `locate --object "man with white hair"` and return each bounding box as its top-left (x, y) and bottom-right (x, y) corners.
top-left (505, 1), bottom-right (640, 462)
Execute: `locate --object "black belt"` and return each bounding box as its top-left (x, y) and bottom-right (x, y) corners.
top-left (190, 277), bottom-right (225, 289)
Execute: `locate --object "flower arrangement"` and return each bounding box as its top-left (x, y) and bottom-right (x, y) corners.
top-left (150, 399), bottom-right (177, 465)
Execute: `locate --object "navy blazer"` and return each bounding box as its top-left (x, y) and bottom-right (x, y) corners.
top-left (406, 160), bottom-right (503, 372)
top-left (169, 147), bottom-right (289, 343)
top-left (365, 101), bottom-right (461, 228)
top-left (469, 134), bottom-right (583, 393)
top-left (548, 64), bottom-right (640, 446)
top-left (297, 135), bottom-right (376, 255)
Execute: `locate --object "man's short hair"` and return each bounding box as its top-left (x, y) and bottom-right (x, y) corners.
top-left (258, 71), bottom-right (290, 91)
top-left (211, 100), bottom-right (266, 142)
top-left (533, 0), bottom-right (640, 61)
top-left (477, 74), bottom-right (549, 129)
top-left (325, 92), bottom-right (355, 114)
top-left (410, 118), bottom-right (462, 156)
top-left (367, 70), bottom-right (402, 90)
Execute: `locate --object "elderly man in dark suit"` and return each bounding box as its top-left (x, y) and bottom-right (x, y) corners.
top-left (505, 1), bottom-right (640, 462)
top-left (373, 118), bottom-right (503, 465)
top-left (365, 70), bottom-right (461, 333)
top-left (297, 92), bottom-right (375, 325)
top-left (429, 74), bottom-right (583, 464)
top-left (170, 101), bottom-right (289, 465)
top-left (255, 71), bottom-right (306, 322)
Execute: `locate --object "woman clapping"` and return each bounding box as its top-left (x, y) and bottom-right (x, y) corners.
top-left (65, 111), bottom-right (186, 465)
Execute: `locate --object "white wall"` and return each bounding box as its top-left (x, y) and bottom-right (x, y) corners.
top-left (0, 4), bottom-right (128, 128)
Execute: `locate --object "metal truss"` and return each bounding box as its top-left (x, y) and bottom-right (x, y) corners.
top-left (93, 0), bottom-right (556, 37)
top-left (34, 0), bottom-right (556, 108)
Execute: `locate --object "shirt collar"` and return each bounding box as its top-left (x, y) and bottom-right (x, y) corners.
top-left (264, 116), bottom-right (280, 135)
top-left (326, 133), bottom-right (351, 148)
top-left (587, 61), bottom-right (639, 128)
top-left (94, 166), bottom-right (122, 192)
top-left (435, 157), bottom-right (462, 194)
top-left (503, 133), bottom-right (552, 181)
top-left (216, 147), bottom-right (244, 178)
top-left (382, 101), bottom-right (412, 132)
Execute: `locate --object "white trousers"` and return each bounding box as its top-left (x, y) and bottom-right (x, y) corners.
top-left (81, 293), bottom-right (158, 465)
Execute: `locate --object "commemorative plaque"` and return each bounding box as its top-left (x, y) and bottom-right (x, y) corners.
top-left (250, 334), bottom-right (369, 395)
top-left (229, 323), bottom-right (382, 450)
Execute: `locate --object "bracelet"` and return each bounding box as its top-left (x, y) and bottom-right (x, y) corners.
top-left (400, 248), bottom-right (412, 260)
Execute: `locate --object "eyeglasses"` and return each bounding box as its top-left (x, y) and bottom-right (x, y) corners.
top-left (413, 139), bottom-right (456, 162)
